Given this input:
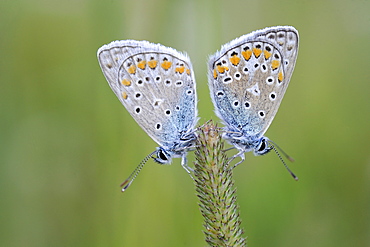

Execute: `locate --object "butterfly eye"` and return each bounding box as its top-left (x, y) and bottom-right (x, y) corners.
top-left (257, 139), bottom-right (266, 152)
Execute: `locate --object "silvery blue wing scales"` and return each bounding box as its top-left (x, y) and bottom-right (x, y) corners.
top-left (208, 26), bottom-right (299, 179)
top-left (97, 40), bottom-right (198, 191)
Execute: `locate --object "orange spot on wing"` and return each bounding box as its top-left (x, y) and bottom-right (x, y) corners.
top-left (137, 60), bottom-right (146, 70)
top-left (127, 65), bottom-right (136, 74)
top-left (271, 60), bottom-right (280, 70)
top-left (148, 60), bottom-right (157, 69)
top-left (216, 65), bottom-right (229, 74)
top-left (175, 66), bottom-right (185, 74)
top-left (278, 71), bottom-right (284, 82)
top-left (253, 48), bottom-right (262, 58)
top-left (213, 69), bottom-right (217, 79)
top-left (122, 92), bottom-right (128, 99)
top-left (121, 79), bottom-right (131, 86)
top-left (186, 69), bottom-right (191, 75)
top-left (264, 50), bottom-right (272, 60)
top-left (242, 50), bottom-right (252, 61)
top-left (161, 60), bottom-right (172, 70)
top-left (230, 55), bottom-right (241, 66)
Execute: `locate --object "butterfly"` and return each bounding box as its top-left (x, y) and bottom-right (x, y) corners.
top-left (97, 40), bottom-right (198, 190)
top-left (208, 26), bottom-right (299, 179)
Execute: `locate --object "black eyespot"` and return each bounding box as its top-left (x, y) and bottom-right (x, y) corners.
top-left (135, 107), bottom-right (141, 114)
top-left (258, 140), bottom-right (266, 152)
top-left (233, 101), bottom-right (239, 107)
top-left (137, 80), bottom-right (143, 85)
top-left (156, 123), bottom-right (161, 130)
top-left (217, 91), bottom-right (224, 97)
top-left (245, 101), bottom-right (251, 108)
top-left (158, 150), bottom-right (168, 161)
top-left (165, 109), bottom-right (171, 115)
top-left (224, 77), bottom-right (232, 83)
top-left (135, 93), bottom-right (141, 98)
top-left (266, 76), bottom-right (274, 85)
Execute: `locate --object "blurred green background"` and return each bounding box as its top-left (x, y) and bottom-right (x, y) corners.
top-left (1, 0), bottom-right (369, 246)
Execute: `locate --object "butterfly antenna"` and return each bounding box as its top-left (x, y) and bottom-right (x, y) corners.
top-left (269, 139), bottom-right (295, 162)
top-left (271, 145), bottom-right (298, 181)
top-left (120, 150), bottom-right (156, 192)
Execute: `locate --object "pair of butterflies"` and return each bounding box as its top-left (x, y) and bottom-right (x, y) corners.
top-left (97, 26), bottom-right (299, 191)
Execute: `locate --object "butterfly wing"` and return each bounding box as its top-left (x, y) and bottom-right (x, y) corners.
top-left (98, 40), bottom-right (198, 148)
top-left (208, 26), bottom-right (299, 137)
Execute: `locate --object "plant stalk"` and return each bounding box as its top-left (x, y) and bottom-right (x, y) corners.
top-left (194, 121), bottom-right (247, 247)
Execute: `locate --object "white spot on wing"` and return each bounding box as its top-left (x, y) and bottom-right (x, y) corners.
top-left (247, 82), bottom-right (261, 96)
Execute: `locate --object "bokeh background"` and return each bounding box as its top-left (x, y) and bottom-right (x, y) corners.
top-left (1, 0), bottom-right (369, 246)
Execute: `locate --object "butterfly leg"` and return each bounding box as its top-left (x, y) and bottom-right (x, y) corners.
top-left (181, 155), bottom-right (194, 180)
top-left (227, 150), bottom-right (245, 170)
